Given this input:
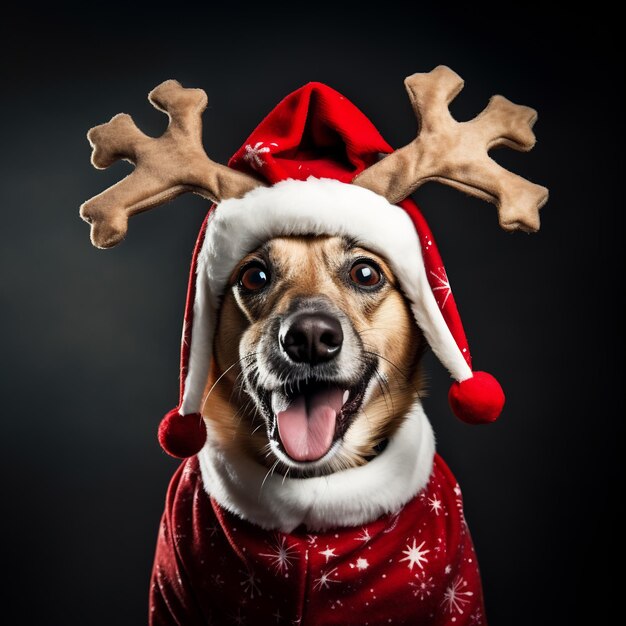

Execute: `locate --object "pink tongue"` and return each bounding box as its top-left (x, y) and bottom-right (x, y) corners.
top-left (276, 387), bottom-right (345, 461)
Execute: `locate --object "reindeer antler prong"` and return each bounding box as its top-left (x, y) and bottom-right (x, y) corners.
top-left (353, 65), bottom-right (548, 232)
top-left (80, 80), bottom-right (264, 249)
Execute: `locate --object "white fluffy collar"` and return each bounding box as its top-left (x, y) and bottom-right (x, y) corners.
top-left (197, 401), bottom-right (435, 532)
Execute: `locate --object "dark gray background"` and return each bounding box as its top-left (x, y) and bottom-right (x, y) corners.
top-left (1, 3), bottom-right (622, 624)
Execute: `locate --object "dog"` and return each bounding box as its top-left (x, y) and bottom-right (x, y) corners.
top-left (149, 235), bottom-right (486, 625)
top-left (208, 234), bottom-right (424, 475)
top-left (80, 68), bottom-right (545, 626)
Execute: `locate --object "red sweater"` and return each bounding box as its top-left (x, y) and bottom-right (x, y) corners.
top-left (150, 454), bottom-right (486, 625)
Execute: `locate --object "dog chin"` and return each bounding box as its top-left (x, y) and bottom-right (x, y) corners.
top-left (254, 364), bottom-right (376, 476)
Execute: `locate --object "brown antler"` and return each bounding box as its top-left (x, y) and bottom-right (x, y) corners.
top-left (353, 66), bottom-right (548, 232)
top-left (80, 80), bottom-right (264, 248)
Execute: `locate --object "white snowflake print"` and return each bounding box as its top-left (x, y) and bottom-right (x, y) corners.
top-left (181, 462), bottom-right (194, 480)
top-left (173, 523), bottom-right (187, 544)
top-left (306, 534), bottom-right (318, 546)
top-left (313, 567), bottom-right (340, 590)
top-left (442, 576), bottom-right (474, 614)
top-left (206, 524), bottom-right (219, 537)
top-left (400, 538), bottom-right (430, 571)
top-left (453, 483), bottom-right (467, 527)
top-left (242, 141), bottom-right (278, 169)
top-left (409, 572), bottom-right (435, 600)
top-left (231, 606), bottom-right (246, 625)
top-left (272, 608), bottom-right (282, 623)
top-left (240, 569), bottom-right (261, 599)
top-left (155, 564), bottom-right (167, 585)
top-left (469, 607), bottom-right (484, 625)
top-left (319, 545), bottom-right (337, 563)
top-left (428, 496), bottom-right (443, 516)
top-left (430, 266), bottom-right (452, 310)
top-left (260, 535), bottom-right (298, 574)
top-left (383, 510), bottom-right (401, 534)
top-left (444, 564), bottom-right (452, 575)
top-left (355, 527), bottom-right (372, 543)
top-left (356, 557), bottom-right (369, 571)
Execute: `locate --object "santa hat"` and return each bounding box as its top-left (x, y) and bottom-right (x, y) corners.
top-left (159, 82), bottom-right (505, 458)
top-left (80, 68), bottom-right (546, 459)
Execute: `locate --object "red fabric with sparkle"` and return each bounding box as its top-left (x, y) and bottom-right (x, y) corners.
top-left (149, 456), bottom-right (486, 626)
top-left (229, 82), bottom-right (386, 183)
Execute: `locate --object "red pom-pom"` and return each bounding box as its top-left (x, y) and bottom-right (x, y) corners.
top-left (448, 371), bottom-right (505, 424)
top-left (158, 409), bottom-right (207, 458)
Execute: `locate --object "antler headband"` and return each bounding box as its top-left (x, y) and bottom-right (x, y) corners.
top-left (80, 66), bottom-right (547, 248)
top-left (80, 80), bottom-right (264, 249)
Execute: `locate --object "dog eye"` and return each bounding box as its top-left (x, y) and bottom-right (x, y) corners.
top-left (349, 262), bottom-right (381, 287)
top-left (239, 264), bottom-right (270, 291)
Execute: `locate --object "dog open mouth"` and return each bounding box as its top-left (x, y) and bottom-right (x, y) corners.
top-left (261, 369), bottom-right (374, 463)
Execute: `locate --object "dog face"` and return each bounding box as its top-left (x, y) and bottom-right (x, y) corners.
top-left (203, 235), bottom-right (424, 477)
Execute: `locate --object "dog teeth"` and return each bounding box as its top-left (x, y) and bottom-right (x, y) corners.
top-left (343, 390), bottom-right (349, 404)
top-left (270, 392), bottom-right (289, 415)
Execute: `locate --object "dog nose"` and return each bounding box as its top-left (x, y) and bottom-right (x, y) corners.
top-left (281, 313), bottom-right (344, 364)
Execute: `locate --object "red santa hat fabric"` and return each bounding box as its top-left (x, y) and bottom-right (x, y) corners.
top-left (159, 82), bottom-right (504, 458)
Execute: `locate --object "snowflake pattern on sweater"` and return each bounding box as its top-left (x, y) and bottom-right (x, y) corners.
top-left (149, 454), bottom-right (486, 625)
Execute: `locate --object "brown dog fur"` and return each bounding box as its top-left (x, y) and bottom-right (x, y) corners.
top-left (202, 235), bottom-right (425, 475)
